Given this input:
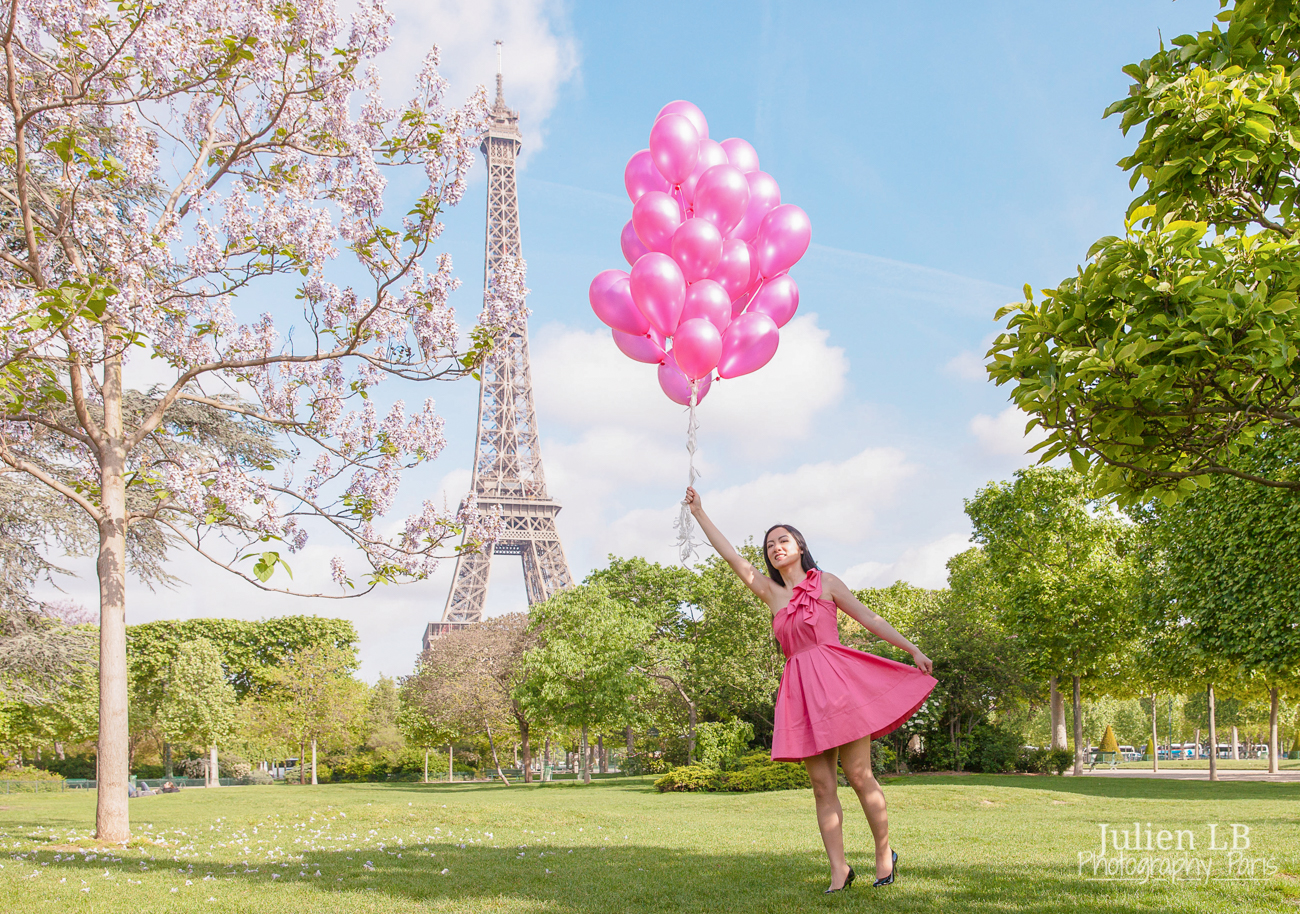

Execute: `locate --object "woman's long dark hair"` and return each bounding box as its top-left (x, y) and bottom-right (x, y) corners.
top-left (763, 523), bottom-right (818, 587)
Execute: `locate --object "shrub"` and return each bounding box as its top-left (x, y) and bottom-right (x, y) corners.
top-left (0, 766), bottom-right (63, 781)
top-left (621, 753), bottom-right (670, 776)
top-left (133, 764), bottom-right (165, 779)
top-left (36, 754), bottom-right (96, 779)
top-left (1099, 725), bottom-right (1119, 754)
top-left (1015, 747), bottom-right (1051, 773)
top-left (653, 765), bottom-right (720, 792)
top-left (970, 724), bottom-right (1022, 773)
top-left (721, 760), bottom-right (810, 792)
top-left (1048, 748), bottom-right (1073, 775)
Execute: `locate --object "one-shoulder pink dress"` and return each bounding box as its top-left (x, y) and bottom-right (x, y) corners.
top-left (771, 568), bottom-right (938, 762)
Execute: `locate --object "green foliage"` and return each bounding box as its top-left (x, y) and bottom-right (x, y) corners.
top-left (653, 764), bottom-right (720, 792)
top-left (1100, 725), bottom-right (1119, 753)
top-left (719, 759), bottom-right (811, 792)
top-left (519, 584), bottom-right (655, 736)
top-left (1137, 430), bottom-right (1300, 684)
top-left (0, 766), bottom-right (63, 782)
top-left (157, 637), bottom-right (237, 752)
top-left (988, 1), bottom-right (1300, 501)
top-left (694, 719), bottom-right (754, 771)
top-left (965, 468), bottom-right (1136, 683)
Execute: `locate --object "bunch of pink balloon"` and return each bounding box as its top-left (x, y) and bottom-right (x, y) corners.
top-left (588, 100), bottom-right (811, 405)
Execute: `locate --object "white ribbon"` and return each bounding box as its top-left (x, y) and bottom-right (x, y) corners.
top-left (673, 381), bottom-right (701, 566)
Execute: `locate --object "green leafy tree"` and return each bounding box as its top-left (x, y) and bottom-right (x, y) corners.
top-left (988, 1), bottom-right (1300, 503)
top-left (519, 584), bottom-right (653, 783)
top-left (966, 468), bottom-right (1137, 775)
top-left (266, 644), bottom-right (367, 785)
top-left (365, 676), bottom-right (405, 763)
top-left (158, 638), bottom-right (236, 786)
top-left (1138, 429), bottom-right (1300, 772)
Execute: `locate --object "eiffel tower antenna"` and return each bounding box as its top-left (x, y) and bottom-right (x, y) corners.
top-left (425, 45), bottom-right (574, 649)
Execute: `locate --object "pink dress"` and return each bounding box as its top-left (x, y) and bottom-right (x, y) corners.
top-left (771, 568), bottom-right (938, 762)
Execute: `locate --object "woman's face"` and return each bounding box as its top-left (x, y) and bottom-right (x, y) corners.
top-left (766, 527), bottom-right (801, 571)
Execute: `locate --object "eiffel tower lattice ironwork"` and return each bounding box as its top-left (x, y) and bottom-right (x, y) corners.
top-left (425, 54), bottom-right (573, 650)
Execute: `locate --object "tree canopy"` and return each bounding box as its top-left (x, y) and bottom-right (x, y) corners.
top-left (988, 0), bottom-right (1300, 502)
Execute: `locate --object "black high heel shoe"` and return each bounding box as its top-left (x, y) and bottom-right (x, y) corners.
top-left (872, 850), bottom-right (898, 887)
top-left (824, 866), bottom-right (855, 894)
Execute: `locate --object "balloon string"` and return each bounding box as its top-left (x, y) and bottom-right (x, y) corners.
top-left (674, 381), bottom-right (701, 567)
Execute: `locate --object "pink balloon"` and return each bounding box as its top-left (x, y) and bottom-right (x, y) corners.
top-left (708, 238), bottom-right (753, 303)
top-left (717, 312), bottom-right (780, 379)
top-left (656, 100), bottom-right (709, 140)
top-left (624, 149), bottom-right (670, 203)
top-left (670, 218), bottom-right (723, 283)
top-left (720, 137), bottom-right (760, 173)
top-left (748, 274), bottom-right (799, 327)
top-left (681, 279), bottom-right (732, 334)
top-left (631, 190), bottom-right (681, 255)
top-left (671, 318), bottom-right (722, 381)
top-left (588, 269), bottom-right (649, 336)
top-left (730, 171), bottom-right (781, 242)
top-left (756, 204), bottom-right (812, 277)
top-left (629, 252), bottom-right (687, 338)
top-left (692, 164), bottom-right (750, 236)
top-left (730, 288), bottom-right (753, 318)
top-left (680, 139), bottom-right (729, 206)
top-left (612, 329), bottom-right (666, 364)
top-left (649, 113), bottom-right (700, 185)
top-left (658, 351), bottom-right (713, 405)
top-left (620, 219), bottom-right (650, 267)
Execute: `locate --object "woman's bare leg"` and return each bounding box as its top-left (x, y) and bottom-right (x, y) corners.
top-left (804, 747), bottom-right (852, 889)
top-left (839, 735), bottom-right (893, 878)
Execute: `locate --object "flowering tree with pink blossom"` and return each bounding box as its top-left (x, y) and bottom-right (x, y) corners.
top-left (0, 0), bottom-right (523, 841)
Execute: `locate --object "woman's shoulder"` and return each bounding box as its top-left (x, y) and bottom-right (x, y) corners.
top-left (817, 570), bottom-right (847, 599)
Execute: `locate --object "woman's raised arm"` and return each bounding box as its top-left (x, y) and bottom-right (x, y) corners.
top-left (685, 487), bottom-right (776, 602)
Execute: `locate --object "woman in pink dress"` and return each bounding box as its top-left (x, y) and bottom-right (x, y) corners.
top-left (685, 487), bottom-right (937, 893)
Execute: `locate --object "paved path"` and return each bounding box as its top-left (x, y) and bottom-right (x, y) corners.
top-left (1069, 768), bottom-right (1300, 783)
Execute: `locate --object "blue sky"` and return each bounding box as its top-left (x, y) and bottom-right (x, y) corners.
top-left (47, 0), bottom-right (1223, 679)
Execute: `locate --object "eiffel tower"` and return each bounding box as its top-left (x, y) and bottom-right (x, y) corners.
top-left (424, 47), bottom-right (573, 650)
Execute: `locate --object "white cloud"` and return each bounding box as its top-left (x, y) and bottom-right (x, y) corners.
top-left (969, 405), bottom-right (1049, 457)
top-left (532, 313), bottom-right (848, 451)
top-left (944, 350), bottom-right (987, 382)
top-left (596, 445), bottom-right (916, 566)
top-left (376, 0), bottom-right (579, 156)
top-left (841, 532), bottom-right (971, 590)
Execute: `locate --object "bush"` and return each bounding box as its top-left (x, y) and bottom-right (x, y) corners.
top-left (621, 753), bottom-right (670, 776)
top-left (653, 765), bottom-right (720, 792)
top-left (133, 764), bottom-right (165, 779)
top-left (971, 723), bottom-right (1022, 774)
top-left (721, 760), bottom-right (810, 792)
top-left (0, 766), bottom-right (63, 781)
top-left (1015, 747), bottom-right (1051, 773)
top-left (36, 754), bottom-right (95, 779)
top-left (1048, 748), bottom-right (1073, 775)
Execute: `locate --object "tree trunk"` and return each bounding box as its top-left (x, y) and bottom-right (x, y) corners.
top-left (485, 722), bottom-right (510, 786)
top-left (1231, 725), bottom-right (1239, 760)
top-left (686, 703), bottom-right (698, 764)
top-left (163, 742), bottom-right (172, 779)
top-left (448, 744), bottom-right (453, 783)
top-left (581, 724), bottom-right (591, 784)
top-left (210, 744), bottom-right (220, 788)
top-left (423, 749), bottom-right (429, 784)
top-left (1194, 727), bottom-right (1201, 760)
top-left (543, 736), bottom-right (550, 774)
top-left (94, 356), bottom-right (130, 843)
top-left (311, 739), bottom-right (317, 786)
top-left (598, 734), bottom-right (607, 774)
top-left (1050, 677), bottom-right (1067, 751)
top-left (299, 742), bottom-right (305, 785)
top-left (1071, 676), bottom-right (1084, 776)
top-left (1207, 684), bottom-right (1218, 782)
top-left (1269, 688), bottom-right (1280, 775)
top-left (626, 725), bottom-right (634, 757)
top-left (55, 741), bottom-right (66, 761)
top-left (1150, 691), bottom-right (1159, 773)
top-left (521, 718), bottom-right (531, 785)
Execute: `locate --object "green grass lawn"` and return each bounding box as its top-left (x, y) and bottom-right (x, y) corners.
top-left (0, 774), bottom-right (1294, 913)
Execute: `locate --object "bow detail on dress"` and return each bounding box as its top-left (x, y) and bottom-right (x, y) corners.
top-left (782, 568), bottom-right (822, 627)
